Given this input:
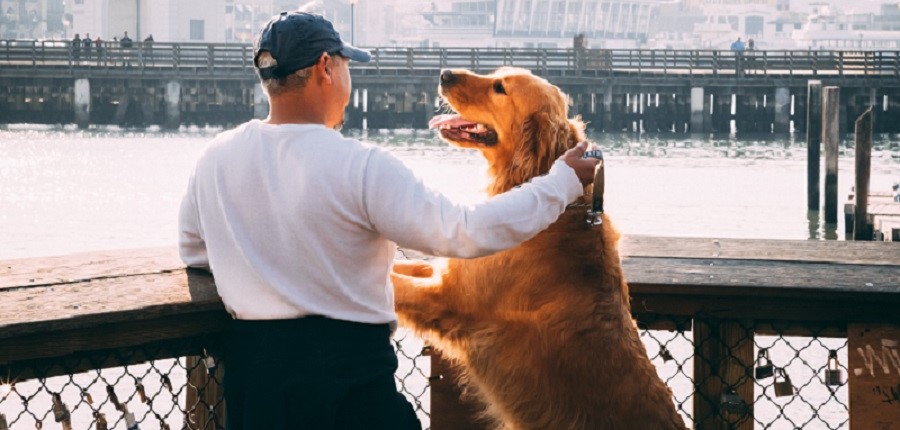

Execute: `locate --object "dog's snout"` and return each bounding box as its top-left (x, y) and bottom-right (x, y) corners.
top-left (440, 69), bottom-right (457, 86)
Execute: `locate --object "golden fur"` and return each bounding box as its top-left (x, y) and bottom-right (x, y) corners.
top-left (392, 68), bottom-right (687, 430)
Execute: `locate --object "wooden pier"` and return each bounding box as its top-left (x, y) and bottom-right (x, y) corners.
top-left (1, 237), bottom-right (898, 428)
top-left (846, 191), bottom-right (900, 241)
top-left (2, 40), bottom-right (900, 131)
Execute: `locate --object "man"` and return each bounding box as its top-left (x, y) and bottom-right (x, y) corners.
top-left (143, 34), bottom-right (154, 66)
top-left (71, 33), bottom-right (81, 63)
top-left (120, 31), bottom-right (133, 67)
top-left (730, 37), bottom-right (745, 52)
top-left (82, 33), bottom-right (92, 60)
top-left (178, 11), bottom-right (599, 430)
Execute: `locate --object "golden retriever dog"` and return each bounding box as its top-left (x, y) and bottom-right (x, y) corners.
top-left (391, 67), bottom-right (687, 430)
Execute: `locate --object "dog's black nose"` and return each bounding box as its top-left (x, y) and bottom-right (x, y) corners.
top-left (440, 69), bottom-right (457, 86)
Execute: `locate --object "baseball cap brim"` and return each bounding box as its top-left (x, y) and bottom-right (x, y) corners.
top-left (339, 45), bottom-right (371, 63)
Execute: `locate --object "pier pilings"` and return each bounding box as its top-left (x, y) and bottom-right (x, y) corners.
top-left (2, 74), bottom-right (900, 133)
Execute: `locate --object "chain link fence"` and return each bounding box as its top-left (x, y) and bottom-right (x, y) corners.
top-left (0, 319), bottom-right (849, 430)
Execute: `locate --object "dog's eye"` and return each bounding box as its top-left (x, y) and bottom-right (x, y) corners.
top-left (493, 81), bottom-right (506, 95)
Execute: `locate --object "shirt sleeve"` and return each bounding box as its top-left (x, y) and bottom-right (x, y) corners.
top-left (178, 172), bottom-right (210, 270)
top-left (361, 149), bottom-right (584, 258)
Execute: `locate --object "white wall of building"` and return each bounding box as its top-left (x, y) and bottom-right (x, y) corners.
top-left (67, 0), bottom-right (225, 42)
top-left (165, 0), bottom-right (226, 42)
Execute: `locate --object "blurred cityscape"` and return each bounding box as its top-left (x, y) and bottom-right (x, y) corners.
top-left (0, 0), bottom-right (898, 49)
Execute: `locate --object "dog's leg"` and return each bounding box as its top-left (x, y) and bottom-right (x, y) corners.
top-left (391, 264), bottom-right (476, 350)
top-left (392, 259), bottom-right (434, 277)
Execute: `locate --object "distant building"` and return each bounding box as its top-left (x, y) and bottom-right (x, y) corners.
top-left (66, 0), bottom-right (226, 42)
top-left (421, 0), bottom-right (662, 48)
top-left (1, 0), bottom-right (64, 39)
top-left (793, 2), bottom-right (900, 49)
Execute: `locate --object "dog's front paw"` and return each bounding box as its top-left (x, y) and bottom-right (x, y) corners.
top-left (392, 259), bottom-right (435, 278)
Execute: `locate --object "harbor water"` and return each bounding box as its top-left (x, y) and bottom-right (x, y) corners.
top-left (1, 125), bottom-right (899, 429)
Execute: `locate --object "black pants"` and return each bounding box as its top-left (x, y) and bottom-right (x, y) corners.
top-left (226, 317), bottom-right (422, 430)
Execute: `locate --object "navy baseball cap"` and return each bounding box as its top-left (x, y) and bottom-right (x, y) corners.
top-left (254, 11), bottom-right (371, 80)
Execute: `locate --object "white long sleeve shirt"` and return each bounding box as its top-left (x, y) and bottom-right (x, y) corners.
top-left (179, 120), bottom-right (583, 325)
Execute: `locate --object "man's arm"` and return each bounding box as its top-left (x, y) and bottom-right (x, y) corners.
top-left (178, 173), bottom-right (210, 270)
top-left (362, 143), bottom-right (596, 259)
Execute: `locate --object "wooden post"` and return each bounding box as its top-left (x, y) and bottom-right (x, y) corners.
top-left (693, 319), bottom-right (755, 430)
top-left (806, 80), bottom-right (822, 211)
top-left (164, 80), bottom-right (181, 130)
top-left (690, 87), bottom-right (705, 133)
top-left (822, 86), bottom-right (840, 224)
top-left (185, 355), bottom-right (227, 429)
top-left (774, 87), bottom-right (790, 133)
top-left (854, 107), bottom-right (873, 240)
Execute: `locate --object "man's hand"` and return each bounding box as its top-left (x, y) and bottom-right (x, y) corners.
top-left (561, 141), bottom-right (600, 186)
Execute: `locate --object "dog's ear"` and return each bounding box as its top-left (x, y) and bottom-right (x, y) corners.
top-left (498, 111), bottom-right (579, 191)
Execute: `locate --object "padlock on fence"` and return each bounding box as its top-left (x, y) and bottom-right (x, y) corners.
top-left (774, 367), bottom-right (795, 397)
top-left (719, 387), bottom-right (748, 414)
top-left (82, 389), bottom-right (94, 405)
top-left (824, 349), bottom-right (844, 386)
top-left (106, 385), bottom-right (120, 409)
top-left (0, 412), bottom-right (8, 430)
top-left (755, 348), bottom-right (774, 380)
top-left (204, 354), bottom-right (217, 376)
top-left (51, 393), bottom-right (71, 424)
top-left (94, 412), bottom-right (108, 430)
top-left (136, 378), bottom-right (148, 404)
top-left (124, 410), bottom-right (140, 430)
top-left (161, 374), bottom-right (173, 391)
top-left (660, 346), bottom-right (674, 362)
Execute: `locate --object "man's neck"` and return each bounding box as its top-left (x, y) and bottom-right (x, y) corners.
top-left (265, 93), bottom-right (333, 127)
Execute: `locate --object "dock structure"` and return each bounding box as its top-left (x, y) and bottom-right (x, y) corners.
top-left (1, 238), bottom-right (898, 429)
top-left (2, 40), bottom-right (900, 131)
top-left (846, 191), bottom-right (900, 241)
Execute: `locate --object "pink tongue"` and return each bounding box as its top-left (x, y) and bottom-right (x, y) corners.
top-left (428, 114), bottom-right (477, 129)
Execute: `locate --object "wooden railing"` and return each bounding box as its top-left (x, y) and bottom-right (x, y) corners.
top-left (1, 237), bottom-right (898, 429)
top-left (2, 40), bottom-right (900, 78)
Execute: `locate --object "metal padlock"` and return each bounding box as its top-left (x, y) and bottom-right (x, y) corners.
top-left (755, 348), bottom-right (774, 380)
top-left (52, 393), bottom-right (71, 423)
top-left (124, 411), bottom-right (139, 430)
top-left (94, 412), bottom-right (108, 430)
top-left (83, 389), bottom-right (94, 405)
top-left (136, 379), bottom-right (148, 404)
top-left (0, 412), bottom-right (8, 430)
top-left (774, 368), bottom-right (795, 397)
top-left (824, 350), bottom-right (844, 386)
top-left (106, 385), bottom-right (122, 411)
top-left (204, 355), bottom-right (217, 376)
top-left (161, 374), bottom-right (173, 391)
top-left (659, 346), bottom-right (674, 362)
top-left (719, 387), bottom-right (747, 414)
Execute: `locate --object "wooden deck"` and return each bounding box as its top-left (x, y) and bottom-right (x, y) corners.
top-left (846, 191), bottom-right (900, 241)
top-left (1, 237), bottom-right (898, 428)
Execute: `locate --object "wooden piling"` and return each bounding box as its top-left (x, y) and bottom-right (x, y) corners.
top-left (693, 319), bottom-right (754, 430)
top-left (823, 86), bottom-right (840, 224)
top-left (774, 87), bottom-right (791, 133)
top-left (806, 80), bottom-right (822, 211)
top-left (854, 107), bottom-right (873, 240)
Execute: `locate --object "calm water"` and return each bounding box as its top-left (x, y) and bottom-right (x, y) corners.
top-left (1, 125), bottom-right (899, 429)
top-left (2, 125), bottom-right (898, 260)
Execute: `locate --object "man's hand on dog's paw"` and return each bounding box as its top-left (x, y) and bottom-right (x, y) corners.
top-left (561, 141), bottom-right (600, 186)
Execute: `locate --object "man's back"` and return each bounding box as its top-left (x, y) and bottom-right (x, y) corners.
top-left (184, 120), bottom-right (396, 322)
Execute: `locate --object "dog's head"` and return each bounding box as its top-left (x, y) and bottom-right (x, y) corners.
top-left (429, 67), bottom-right (585, 195)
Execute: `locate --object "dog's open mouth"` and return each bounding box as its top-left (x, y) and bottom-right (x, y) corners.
top-left (428, 114), bottom-right (498, 146)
